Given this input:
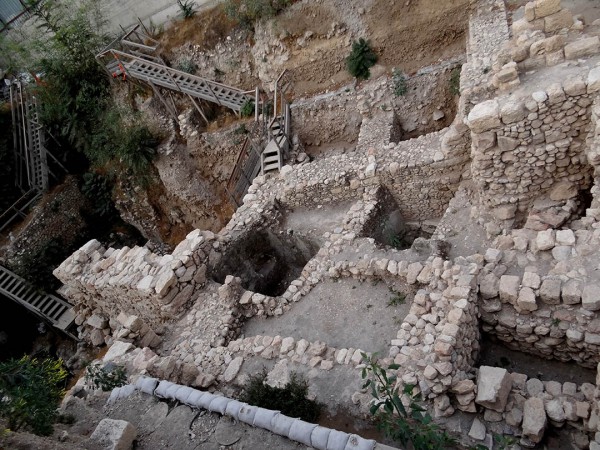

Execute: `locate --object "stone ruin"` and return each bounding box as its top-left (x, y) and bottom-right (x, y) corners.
top-left (53, 0), bottom-right (600, 447)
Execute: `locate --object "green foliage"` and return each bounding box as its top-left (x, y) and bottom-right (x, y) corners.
top-left (240, 99), bottom-right (255, 118)
top-left (241, 369), bottom-right (322, 422)
top-left (388, 290), bottom-right (406, 307)
top-left (346, 38), bottom-right (377, 80)
top-left (81, 172), bottom-right (116, 218)
top-left (361, 354), bottom-right (457, 450)
top-left (85, 362), bottom-right (127, 392)
top-left (0, 356), bottom-right (67, 435)
top-left (392, 69), bottom-right (408, 97)
top-left (176, 58), bottom-right (197, 74)
top-left (224, 0), bottom-right (291, 29)
top-left (449, 67), bottom-right (461, 96)
top-left (493, 433), bottom-right (518, 450)
top-left (177, 0), bottom-right (197, 19)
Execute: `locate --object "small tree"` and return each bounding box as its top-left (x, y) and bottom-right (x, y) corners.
top-left (0, 356), bottom-right (67, 436)
top-left (177, 0), bottom-right (197, 18)
top-left (346, 38), bottom-right (377, 80)
top-left (361, 353), bottom-right (457, 450)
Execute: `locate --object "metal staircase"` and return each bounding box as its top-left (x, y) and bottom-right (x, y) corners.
top-left (1, 82), bottom-right (65, 234)
top-left (0, 265), bottom-right (75, 336)
top-left (96, 25), bottom-right (255, 114)
top-left (226, 71), bottom-right (292, 206)
top-left (96, 25), bottom-right (293, 207)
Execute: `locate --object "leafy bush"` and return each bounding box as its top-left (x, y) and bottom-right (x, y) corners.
top-left (361, 354), bottom-right (457, 450)
top-left (177, 0), bottom-right (197, 19)
top-left (392, 69), bottom-right (407, 97)
top-left (176, 58), bottom-right (197, 74)
top-left (0, 356), bottom-right (67, 435)
top-left (224, 0), bottom-right (291, 29)
top-left (347, 38), bottom-right (377, 80)
top-left (85, 362), bottom-right (127, 392)
top-left (449, 66), bottom-right (461, 96)
top-left (240, 99), bottom-right (255, 118)
top-left (241, 369), bottom-right (321, 422)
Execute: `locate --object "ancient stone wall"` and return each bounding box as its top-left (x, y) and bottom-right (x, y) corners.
top-left (54, 230), bottom-right (215, 347)
top-left (467, 66), bottom-right (598, 225)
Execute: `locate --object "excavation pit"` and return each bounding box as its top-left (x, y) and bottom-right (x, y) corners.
top-left (477, 334), bottom-right (596, 385)
top-left (212, 230), bottom-right (319, 297)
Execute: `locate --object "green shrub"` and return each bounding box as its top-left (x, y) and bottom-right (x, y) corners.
top-left (449, 66), bottom-right (461, 96)
top-left (392, 68), bottom-right (407, 97)
top-left (361, 354), bottom-right (457, 450)
top-left (346, 38), bottom-right (377, 80)
top-left (241, 369), bottom-right (321, 422)
top-left (177, 0), bottom-right (197, 18)
top-left (240, 99), bottom-right (255, 118)
top-left (85, 362), bottom-right (127, 392)
top-left (0, 356), bottom-right (67, 435)
top-left (176, 58), bottom-right (197, 74)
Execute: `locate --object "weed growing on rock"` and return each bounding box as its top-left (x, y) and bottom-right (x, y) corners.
top-left (177, 0), bottom-right (197, 18)
top-left (240, 99), bottom-right (255, 118)
top-left (388, 290), bottom-right (406, 307)
top-left (392, 69), bottom-right (408, 96)
top-left (346, 38), bottom-right (377, 80)
top-left (240, 369), bottom-right (322, 422)
top-left (85, 362), bottom-right (127, 392)
top-left (361, 353), bottom-right (457, 450)
top-left (449, 66), bottom-right (461, 95)
top-left (176, 58), bottom-right (197, 74)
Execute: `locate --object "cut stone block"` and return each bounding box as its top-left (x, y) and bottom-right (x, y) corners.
top-left (544, 9), bottom-right (573, 32)
top-left (533, 0), bottom-right (560, 18)
top-left (565, 36), bottom-right (600, 60)
top-left (562, 279), bottom-right (582, 305)
top-left (467, 100), bottom-right (501, 133)
top-left (499, 275), bottom-right (520, 304)
top-left (522, 398), bottom-right (547, 443)
top-left (517, 287), bottom-right (538, 312)
top-left (539, 279), bottom-right (561, 305)
top-left (89, 419), bottom-right (137, 450)
top-left (582, 284), bottom-right (600, 311)
top-left (475, 366), bottom-right (512, 412)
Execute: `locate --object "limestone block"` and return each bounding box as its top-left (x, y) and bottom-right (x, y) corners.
top-left (517, 287), bottom-right (538, 312)
top-left (544, 9), bottom-right (573, 32)
top-left (223, 357), bottom-right (243, 382)
top-left (499, 275), bottom-right (520, 304)
top-left (500, 100), bottom-right (527, 124)
top-left (522, 398), bottom-right (547, 443)
top-left (155, 269), bottom-right (176, 297)
top-left (555, 230), bottom-right (575, 246)
top-left (565, 37), bottom-right (600, 60)
top-left (522, 272), bottom-right (541, 289)
top-left (562, 279), bottom-right (582, 305)
top-left (539, 278), bottom-right (561, 305)
top-left (480, 273), bottom-right (500, 299)
top-left (536, 229), bottom-right (555, 251)
top-left (550, 181), bottom-right (578, 201)
top-left (589, 66), bottom-right (600, 94)
top-left (87, 314), bottom-right (108, 329)
top-left (582, 284), bottom-right (600, 311)
top-left (545, 399), bottom-right (565, 423)
top-left (89, 419), bottom-right (137, 450)
top-left (103, 341), bottom-right (134, 362)
top-left (468, 418), bottom-right (486, 441)
top-left (563, 75), bottom-right (587, 96)
top-left (475, 366), bottom-right (512, 412)
top-left (533, 0), bottom-right (560, 18)
top-left (467, 100), bottom-right (501, 133)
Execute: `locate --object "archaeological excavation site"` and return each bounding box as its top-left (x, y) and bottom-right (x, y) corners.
top-left (3, 0), bottom-right (600, 448)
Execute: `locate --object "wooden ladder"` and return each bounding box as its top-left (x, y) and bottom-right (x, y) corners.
top-left (0, 265), bottom-right (76, 336)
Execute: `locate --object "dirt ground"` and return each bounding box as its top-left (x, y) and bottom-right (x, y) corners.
top-left (282, 201), bottom-right (355, 243)
top-left (242, 278), bottom-right (414, 355)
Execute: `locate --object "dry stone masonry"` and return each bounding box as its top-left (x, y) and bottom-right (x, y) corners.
top-left (54, 0), bottom-right (600, 448)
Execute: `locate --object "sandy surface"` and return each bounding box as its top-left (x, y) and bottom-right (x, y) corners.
top-left (242, 277), bottom-right (413, 355)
